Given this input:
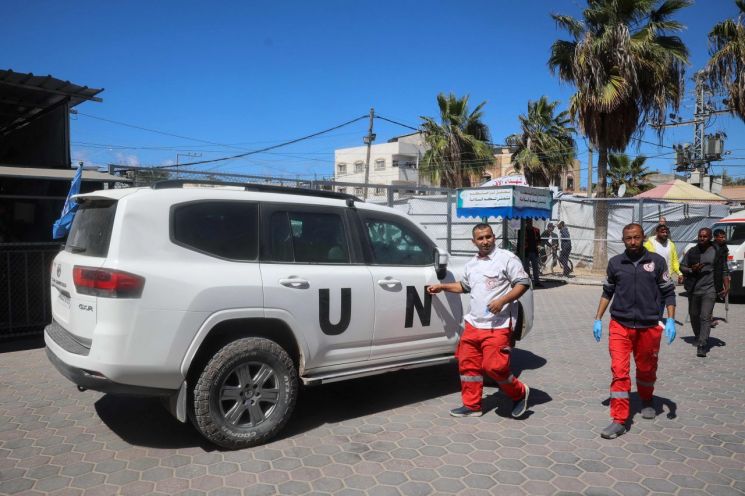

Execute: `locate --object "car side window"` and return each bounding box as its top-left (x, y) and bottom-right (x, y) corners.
top-left (269, 210), bottom-right (350, 264)
top-left (364, 218), bottom-right (433, 266)
top-left (172, 201), bottom-right (258, 260)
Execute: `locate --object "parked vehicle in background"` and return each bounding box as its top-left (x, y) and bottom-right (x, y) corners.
top-left (45, 181), bottom-right (534, 449)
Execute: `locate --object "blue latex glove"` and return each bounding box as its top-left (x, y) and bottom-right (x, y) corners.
top-left (593, 320), bottom-right (602, 342)
top-left (664, 317), bottom-right (676, 344)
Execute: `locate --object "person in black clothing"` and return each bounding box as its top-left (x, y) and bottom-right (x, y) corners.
top-left (711, 228), bottom-right (731, 328)
top-left (680, 228), bottom-right (729, 357)
top-left (518, 219), bottom-right (542, 287)
top-left (558, 221), bottom-right (573, 277)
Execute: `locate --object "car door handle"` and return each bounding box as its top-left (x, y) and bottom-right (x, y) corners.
top-left (377, 278), bottom-right (402, 287)
top-left (279, 278), bottom-right (310, 288)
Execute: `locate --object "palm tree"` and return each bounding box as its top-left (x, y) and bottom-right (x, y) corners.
top-left (419, 93), bottom-right (494, 188)
top-left (506, 96), bottom-right (576, 187)
top-left (548, 0), bottom-right (690, 269)
top-left (706, 0), bottom-right (745, 122)
top-left (607, 153), bottom-right (653, 197)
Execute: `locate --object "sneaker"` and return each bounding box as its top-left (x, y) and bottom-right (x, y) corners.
top-left (600, 422), bottom-right (626, 439)
top-left (641, 400), bottom-right (656, 420)
top-left (450, 406), bottom-right (483, 417)
top-left (511, 384), bottom-right (531, 418)
top-left (697, 347), bottom-right (707, 357)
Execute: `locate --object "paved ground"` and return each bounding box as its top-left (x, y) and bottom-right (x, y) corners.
top-left (2, 283), bottom-right (744, 496)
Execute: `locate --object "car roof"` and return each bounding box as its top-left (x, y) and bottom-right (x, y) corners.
top-left (716, 209), bottom-right (745, 224)
top-left (72, 185), bottom-right (412, 219)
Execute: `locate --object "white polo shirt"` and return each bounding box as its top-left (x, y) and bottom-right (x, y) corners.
top-left (461, 247), bottom-right (531, 329)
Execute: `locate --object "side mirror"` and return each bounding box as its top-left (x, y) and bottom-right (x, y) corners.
top-left (435, 248), bottom-right (449, 280)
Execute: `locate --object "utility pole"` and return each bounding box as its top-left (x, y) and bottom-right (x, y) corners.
top-left (363, 107), bottom-right (376, 200)
top-left (652, 70), bottom-right (730, 190)
top-left (176, 152), bottom-right (201, 179)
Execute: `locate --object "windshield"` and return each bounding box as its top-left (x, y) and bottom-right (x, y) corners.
top-left (65, 199), bottom-right (118, 257)
top-left (712, 222), bottom-right (745, 245)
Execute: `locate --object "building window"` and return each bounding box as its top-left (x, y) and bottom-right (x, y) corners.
top-left (355, 187), bottom-right (364, 197)
top-left (566, 176), bottom-right (574, 191)
top-left (354, 161), bottom-right (365, 173)
top-left (375, 187), bottom-right (385, 196)
top-left (392, 160), bottom-right (399, 168)
top-left (338, 187), bottom-right (346, 194)
top-left (375, 159), bottom-right (385, 170)
top-left (337, 163), bottom-right (346, 175)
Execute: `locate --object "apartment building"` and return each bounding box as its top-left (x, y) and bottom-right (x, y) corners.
top-left (333, 133), bottom-right (429, 196)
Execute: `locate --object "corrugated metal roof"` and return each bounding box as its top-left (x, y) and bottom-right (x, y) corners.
top-left (0, 165), bottom-right (129, 182)
top-left (0, 69), bottom-right (103, 135)
top-left (721, 186), bottom-right (745, 202)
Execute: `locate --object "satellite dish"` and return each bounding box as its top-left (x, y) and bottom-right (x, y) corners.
top-left (617, 184), bottom-right (627, 197)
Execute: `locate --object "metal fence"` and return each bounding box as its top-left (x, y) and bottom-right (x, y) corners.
top-left (0, 242), bottom-right (61, 338)
top-left (110, 165), bottom-right (738, 271)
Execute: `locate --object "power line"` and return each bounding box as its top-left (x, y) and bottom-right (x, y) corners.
top-left (114, 115), bottom-right (369, 169)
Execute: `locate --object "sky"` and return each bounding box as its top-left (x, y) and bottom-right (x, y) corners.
top-left (4, 0), bottom-right (744, 185)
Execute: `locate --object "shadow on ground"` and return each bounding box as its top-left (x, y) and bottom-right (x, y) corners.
top-left (95, 363), bottom-right (462, 450)
top-left (95, 348), bottom-right (551, 450)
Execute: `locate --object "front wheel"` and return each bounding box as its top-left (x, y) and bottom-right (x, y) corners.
top-left (191, 337), bottom-right (298, 449)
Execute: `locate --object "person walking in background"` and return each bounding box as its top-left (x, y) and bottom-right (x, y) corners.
top-left (711, 228), bottom-right (731, 328)
top-left (593, 223), bottom-right (676, 440)
top-left (644, 224), bottom-right (683, 285)
top-left (517, 219), bottom-right (542, 287)
top-left (427, 223), bottom-right (532, 419)
top-left (557, 221), bottom-right (572, 277)
top-left (681, 228), bottom-right (729, 357)
top-left (540, 222), bottom-right (559, 273)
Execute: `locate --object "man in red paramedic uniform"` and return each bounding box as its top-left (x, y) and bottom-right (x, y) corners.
top-left (427, 223), bottom-right (531, 418)
top-left (593, 223), bottom-right (676, 439)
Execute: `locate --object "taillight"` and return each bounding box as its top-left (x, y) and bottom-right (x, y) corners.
top-left (72, 266), bottom-right (145, 298)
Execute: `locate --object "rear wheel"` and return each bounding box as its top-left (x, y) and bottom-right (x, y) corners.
top-left (192, 337), bottom-right (298, 449)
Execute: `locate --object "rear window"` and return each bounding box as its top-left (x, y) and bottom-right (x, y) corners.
top-left (65, 199), bottom-right (117, 257)
top-left (172, 201), bottom-right (259, 261)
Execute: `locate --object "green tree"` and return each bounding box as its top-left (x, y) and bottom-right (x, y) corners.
top-left (419, 93), bottom-right (494, 188)
top-left (506, 96), bottom-right (576, 187)
top-left (607, 153), bottom-right (653, 197)
top-left (706, 0), bottom-right (745, 122)
top-left (548, 0), bottom-right (690, 268)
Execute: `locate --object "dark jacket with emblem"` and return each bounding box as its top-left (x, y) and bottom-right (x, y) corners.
top-left (602, 248), bottom-right (676, 328)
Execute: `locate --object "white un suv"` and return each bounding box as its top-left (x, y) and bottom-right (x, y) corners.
top-left (45, 181), bottom-right (533, 449)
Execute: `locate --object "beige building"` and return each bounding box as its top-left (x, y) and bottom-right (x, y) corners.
top-left (481, 147), bottom-right (580, 192)
top-left (333, 133), bottom-right (429, 197)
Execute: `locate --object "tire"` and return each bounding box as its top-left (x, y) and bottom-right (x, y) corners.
top-left (192, 337), bottom-right (298, 449)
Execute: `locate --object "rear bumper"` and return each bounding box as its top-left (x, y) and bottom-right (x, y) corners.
top-left (44, 321), bottom-right (177, 397)
top-left (45, 347), bottom-right (176, 397)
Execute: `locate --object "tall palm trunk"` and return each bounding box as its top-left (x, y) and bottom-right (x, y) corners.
top-left (593, 147), bottom-right (609, 272)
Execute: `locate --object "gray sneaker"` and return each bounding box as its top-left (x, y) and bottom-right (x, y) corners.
top-left (511, 384), bottom-right (530, 418)
top-left (641, 401), bottom-right (656, 420)
top-left (450, 406), bottom-right (483, 417)
top-left (600, 422), bottom-right (626, 439)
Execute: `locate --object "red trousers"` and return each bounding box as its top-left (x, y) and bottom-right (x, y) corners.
top-left (608, 320), bottom-right (662, 424)
top-left (456, 322), bottom-right (526, 411)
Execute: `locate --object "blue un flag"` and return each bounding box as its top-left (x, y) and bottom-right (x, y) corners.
top-left (52, 163), bottom-right (83, 239)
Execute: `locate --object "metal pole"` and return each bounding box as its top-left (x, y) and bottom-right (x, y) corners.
top-left (363, 108), bottom-right (375, 200)
top-left (588, 146), bottom-right (593, 197)
top-left (446, 190), bottom-right (453, 254)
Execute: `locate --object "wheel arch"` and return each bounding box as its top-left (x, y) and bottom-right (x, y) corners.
top-left (183, 316), bottom-right (305, 386)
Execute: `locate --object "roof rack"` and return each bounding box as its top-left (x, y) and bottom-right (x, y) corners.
top-left (151, 179), bottom-right (360, 205)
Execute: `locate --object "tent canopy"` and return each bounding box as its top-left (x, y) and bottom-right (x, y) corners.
top-left (456, 185), bottom-right (553, 219)
top-left (634, 179), bottom-right (727, 203)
